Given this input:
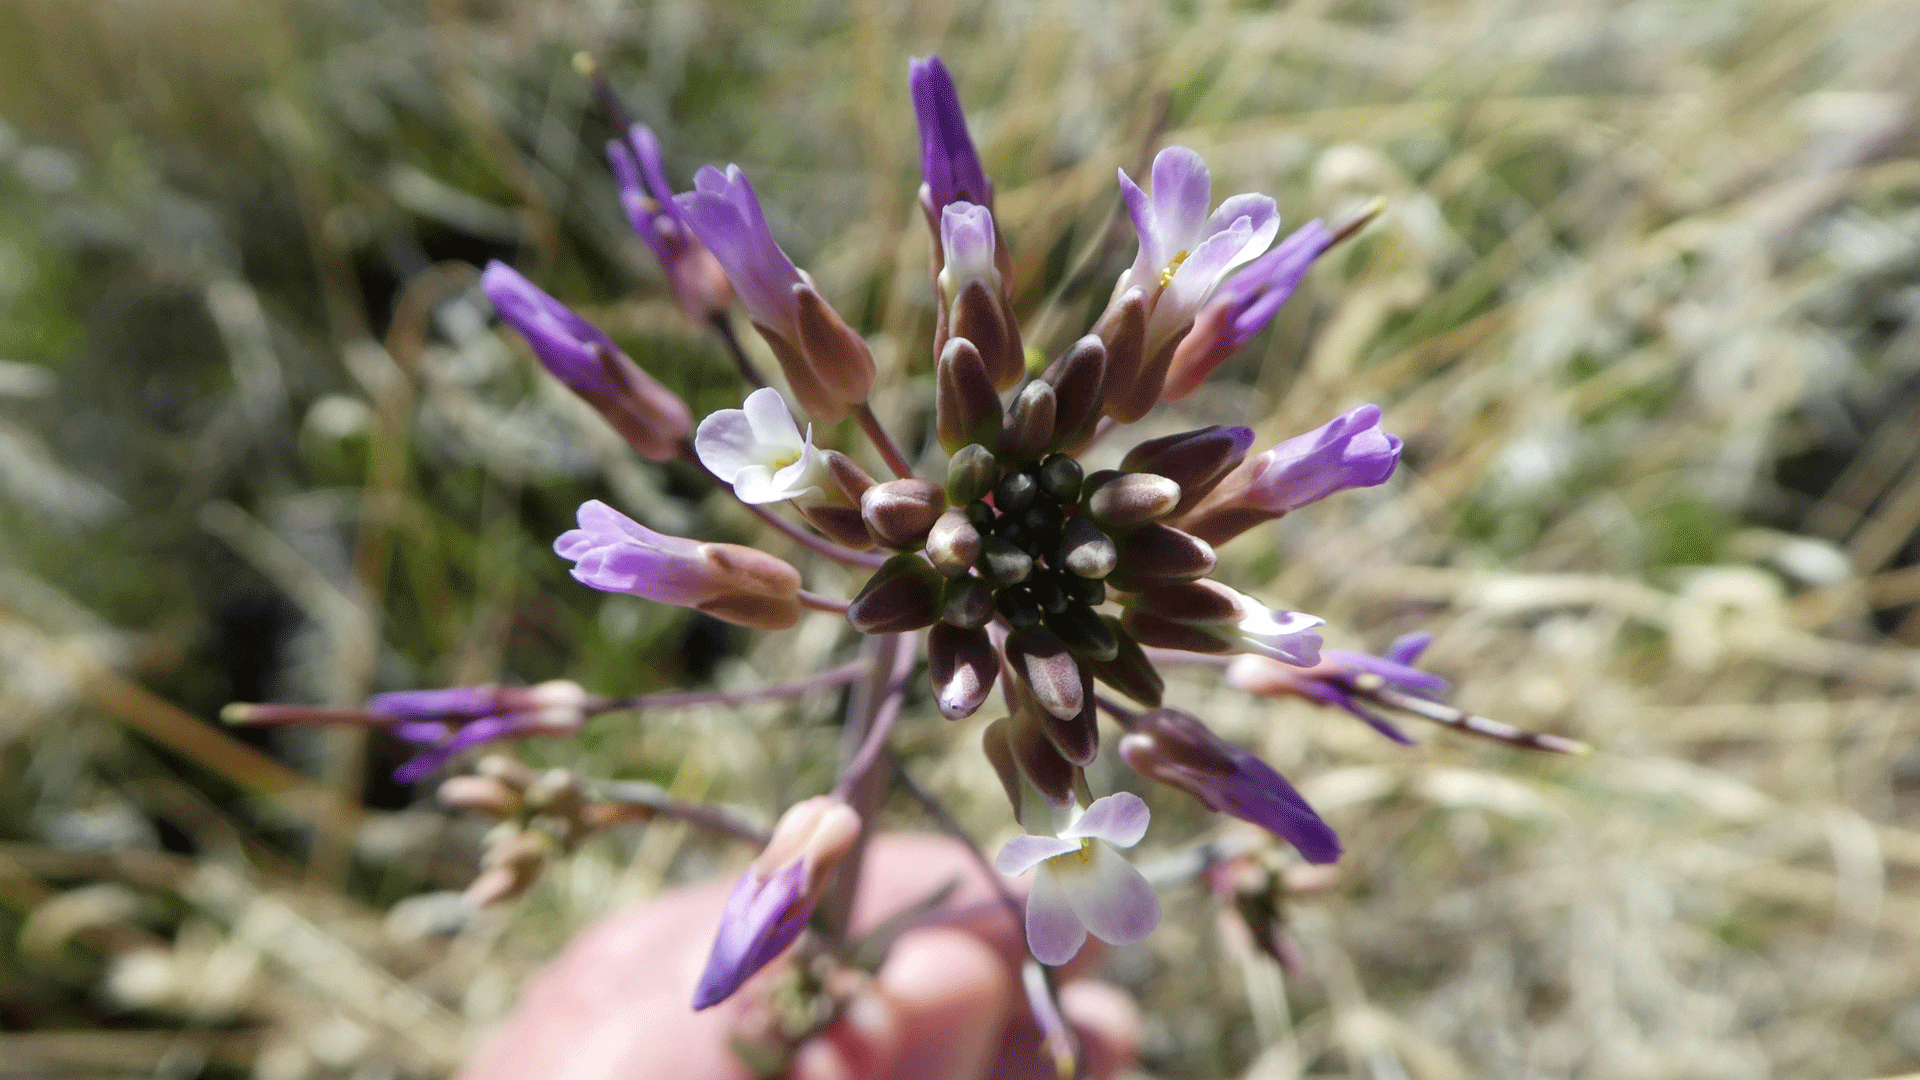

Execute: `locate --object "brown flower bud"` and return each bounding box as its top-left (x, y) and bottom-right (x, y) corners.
top-left (1045, 602), bottom-right (1119, 663)
top-left (437, 775), bottom-right (520, 818)
top-left (862, 479), bottom-right (947, 551)
top-left (1094, 288), bottom-right (1148, 422)
top-left (949, 279), bottom-right (1025, 390)
top-left (1120, 426), bottom-right (1256, 515)
top-left (1055, 515), bottom-right (1118, 579)
top-left (798, 504), bottom-right (879, 550)
top-left (1041, 336), bottom-right (1108, 454)
top-left (1084, 470), bottom-right (1181, 530)
top-left (947, 444), bottom-right (1000, 506)
top-left (978, 535), bottom-right (1034, 587)
top-left (1082, 615), bottom-right (1165, 708)
top-left (822, 450), bottom-right (875, 507)
top-left (929, 623), bottom-right (998, 720)
top-left (936, 338), bottom-right (1004, 452)
top-left (1005, 628), bottom-right (1085, 723)
top-left (997, 381), bottom-right (1057, 464)
top-left (792, 281), bottom-right (877, 420)
top-left (846, 554), bottom-right (944, 634)
top-left (983, 715), bottom-right (1078, 812)
top-left (926, 508), bottom-right (984, 575)
top-left (942, 575), bottom-right (996, 629)
top-left (1108, 524), bottom-right (1218, 591)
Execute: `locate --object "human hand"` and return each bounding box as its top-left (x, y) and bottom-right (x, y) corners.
top-left (455, 833), bottom-right (1139, 1080)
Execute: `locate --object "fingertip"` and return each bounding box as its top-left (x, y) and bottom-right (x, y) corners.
top-left (797, 985), bottom-right (901, 1080)
top-left (881, 929), bottom-right (1014, 1080)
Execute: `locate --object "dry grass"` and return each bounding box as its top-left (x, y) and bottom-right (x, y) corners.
top-left (2, 0), bottom-right (1919, 1076)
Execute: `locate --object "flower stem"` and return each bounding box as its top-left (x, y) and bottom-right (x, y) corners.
top-left (853, 402), bottom-right (916, 481)
top-left (604, 660), bottom-right (866, 712)
top-left (832, 636), bottom-right (918, 801)
top-left (818, 633), bottom-right (911, 944)
top-left (1370, 687), bottom-right (1592, 755)
top-left (798, 589), bottom-right (851, 615)
top-left (589, 779), bottom-right (771, 846)
top-left (1093, 692), bottom-right (1142, 730)
top-left (883, 748), bottom-right (1025, 928)
top-left (743, 501), bottom-right (888, 568)
top-left (708, 312), bottom-right (771, 389)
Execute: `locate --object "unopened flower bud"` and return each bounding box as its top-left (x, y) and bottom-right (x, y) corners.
top-left (1045, 603), bottom-right (1119, 663)
top-left (979, 535), bottom-right (1034, 587)
top-left (936, 337), bottom-right (1003, 452)
top-left (557, 501), bottom-right (805, 630)
top-left (1041, 336), bottom-right (1108, 454)
top-left (1037, 454), bottom-right (1084, 504)
top-left (1084, 470), bottom-right (1181, 530)
top-left (1081, 616), bottom-right (1164, 708)
top-left (693, 797), bottom-right (861, 1010)
top-left (938, 203), bottom-right (1023, 389)
top-left (1005, 629), bottom-right (1086, 723)
top-left (1094, 288), bottom-right (1149, 423)
top-left (1108, 523), bottom-right (1218, 590)
top-left (466, 828), bottom-right (553, 908)
top-left (846, 554), bottom-right (945, 634)
top-left (983, 715), bottom-right (1078, 812)
top-left (1055, 515), bottom-right (1117, 579)
top-left (929, 623), bottom-right (998, 719)
top-left (998, 381), bottom-right (1056, 463)
top-left (605, 125), bottom-right (735, 325)
top-left (942, 575), bottom-right (996, 628)
top-left (481, 262), bottom-right (693, 462)
top-left (911, 56), bottom-right (994, 217)
top-left (1122, 580), bottom-right (1323, 666)
top-left (927, 508), bottom-right (984, 575)
top-left (1120, 426), bottom-right (1256, 515)
top-left (861, 479), bottom-right (947, 551)
top-left (993, 469), bottom-right (1039, 516)
top-left (947, 444), bottom-right (999, 506)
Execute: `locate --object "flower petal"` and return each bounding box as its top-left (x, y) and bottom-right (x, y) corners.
top-left (692, 860), bottom-right (812, 1009)
top-left (693, 407), bottom-right (761, 483)
top-left (1062, 791), bottom-right (1150, 848)
top-left (996, 833), bottom-right (1081, 876)
top-left (1060, 843), bottom-right (1161, 947)
top-left (1149, 146), bottom-right (1213, 248)
top-left (1024, 864), bottom-right (1090, 966)
top-left (742, 386), bottom-right (803, 450)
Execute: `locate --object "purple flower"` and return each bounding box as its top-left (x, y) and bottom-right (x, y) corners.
top-left (370, 681), bottom-right (591, 783)
top-left (1226, 632), bottom-right (1448, 745)
top-left (1118, 708), bottom-right (1341, 863)
top-left (995, 792), bottom-right (1161, 966)
top-left (672, 164), bottom-right (804, 337)
top-left (694, 797), bottom-right (860, 1009)
top-left (1114, 147), bottom-right (1280, 356)
top-left (1161, 220), bottom-right (1335, 402)
top-left (1121, 580), bottom-right (1325, 666)
top-left (939, 202), bottom-right (999, 296)
top-left (606, 125), bottom-right (734, 324)
top-left (480, 262), bottom-right (692, 461)
top-left (1171, 404), bottom-right (1404, 546)
top-left (910, 55), bottom-right (992, 214)
top-left (554, 500), bottom-right (804, 630)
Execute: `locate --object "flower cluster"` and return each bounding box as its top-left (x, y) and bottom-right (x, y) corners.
top-left (227, 53), bottom-right (1584, 1072)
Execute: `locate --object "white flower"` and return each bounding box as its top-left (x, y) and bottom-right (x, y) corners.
top-left (995, 792), bottom-right (1161, 966)
top-left (694, 387), bottom-right (830, 505)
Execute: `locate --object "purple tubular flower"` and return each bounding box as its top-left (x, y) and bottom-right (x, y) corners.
top-left (673, 164), bottom-right (804, 336)
top-left (480, 261), bottom-right (693, 461)
top-left (554, 500), bottom-right (804, 630)
top-left (1226, 631), bottom-right (1448, 745)
top-left (1119, 709), bottom-right (1341, 863)
top-left (1170, 404), bottom-right (1403, 546)
top-left (693, 797), bottom-right (860, 1009)
top-left (910, 55), bottom-right (992, 213)
top-left (1160, 219), bottom-right (1335, 402)
top-left (606, 125), bottom-right (734, 324)
top-left (369, 681), bottom-right (592, 783)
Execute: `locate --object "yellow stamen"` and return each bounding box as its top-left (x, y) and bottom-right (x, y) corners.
top-left (1159, 249), bottom-right (1190, 289)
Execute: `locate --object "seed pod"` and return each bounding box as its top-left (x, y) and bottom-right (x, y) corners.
top-left (997, 381), bottom-right (1056, 463)
top-left (1041, 336), bottom-right (1107, 454)
top-left (1108, 524), bottom-right (1218, 590)
top-left (929, 623), bottom-right (998, 720)
top-left (1055, 515), bottom-right (1118, 579)
top-left (1084, 470), bottom-right (1181, 530)
top-left (942, 575), bottom-right (996, 628)
top-left (947, 444), bottom-right (999, 506)
top-left (936, 337), bottom-right (1003, 452)
top-left (926, 508), bottom-right (984, 576)
top-left (846, 554), bottom-right (944, 634)
top-left (861, 479), bottom-right (947, 551)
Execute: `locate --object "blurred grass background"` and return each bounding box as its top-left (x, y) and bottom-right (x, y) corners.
top-left (3, 0), bottom-right (1920, 1076)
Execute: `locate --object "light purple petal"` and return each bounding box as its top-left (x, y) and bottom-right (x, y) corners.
top-left (1149, 147), bottom-right (1213, 248)
top-left (1024, 864), bottom-right (1089, 966)
top-left (673, 166), bottom-right (801, 330)
top-left (1208, 750), bottom-right (1344, 863)
top-left (939, 202), bottom-right (997, 287)
top-left (1384, 631), bottom-right (1434, 667)
top-left (742, 386), bottom-right (803, 449)
top-left (1217, 219), bottom-right (1334, 349)
top-left (693, 408), bottom-right (761, 482)
top-left (692, 859), bottom-right (813, 1009)
top-left (1335, 698), bottom-right (1417, 746)
top-left (553, 500), bottom-right (711, 605)
top-left (1246, 404), bottom-right (1403, 514)
top-left (996, 833), bottom-right (1081, 876)
top-left (392, 715), bottom-right (525, 783)
top-left (1117, 167), bottom-right (1157, 277)
top-left (1203, 192), bottom-right (1279, 247)
top-left (1160, 214), bottom-right (1258, 322)
top-left (1061, 792), bottom-right (1150, 848)
top-left (1061, 844), bottom-right (1160, 947)
top-left (481, 262), bottom-right (621, 396)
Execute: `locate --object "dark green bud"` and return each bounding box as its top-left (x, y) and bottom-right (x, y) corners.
top-left (1037, 454), bottom-right (1084, 503)
top-left (947, 444), bottom-right (999, 506)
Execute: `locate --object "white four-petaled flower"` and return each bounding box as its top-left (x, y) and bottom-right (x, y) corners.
top-left (694, 387), bottom-right (830, 505)
top-left (995, 791), bottom-right (1161, 966)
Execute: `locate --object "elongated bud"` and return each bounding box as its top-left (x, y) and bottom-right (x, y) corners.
top-left (1005, 628), bottom-right (1085, 722)
top-left (979, 535), bottom-right (1034, 587)
top-left (947, 443), bottom-right (999, 505)
top-left (927, 508), bottom-right (984, 575)
top-left (1007, 652), bottom-right (1098, 766)
top-left (942, 574), bottom-right (996, 628)
top-left (1041, 336), bottom-right (1108, 453)
top-left (1055, 515), bottom-right (1118, 579)
top-left (1172, 405), bottom-right (1402, 545)
top-left (604, 126), bottom-right (735, 326)
top-left (847, 554), bottom-right (944, 633)
top-left (556, 501), bottom-right (803, 630)
top-left (1083, 616), bottom-right (1164, 707)
top-left (822, 449), bottom-right (875, 506)
top-left (936, 338), bottom-right (1003, 452)
top-left (1109, 523), bottom-right (1218, 590)
top-left (793, 282), bottom-right (878, 415)
top-left (1123, 579), bottom-right (1242, 624)
top-left (1084, 470), bottom-right (1181, 530)
top-left (862, 479), bottom-right (947, 551)
top-left (984, 716), bottom-right (1077, 812)
top-left (799, 504), bottom-right (878, 550)
top-left (1122, 580), bottom-right (1323, 666)
top-left (998, 381), bottom-right (1057, 463)
top-left (929, 623), bottom-right (998, 719)
top-left (693, 797), bottom-right (862, 1009)
top-left (1120, 426), bottom-right (1256, 515)
top-left (1095, 288), bottom-right (1148, 422)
